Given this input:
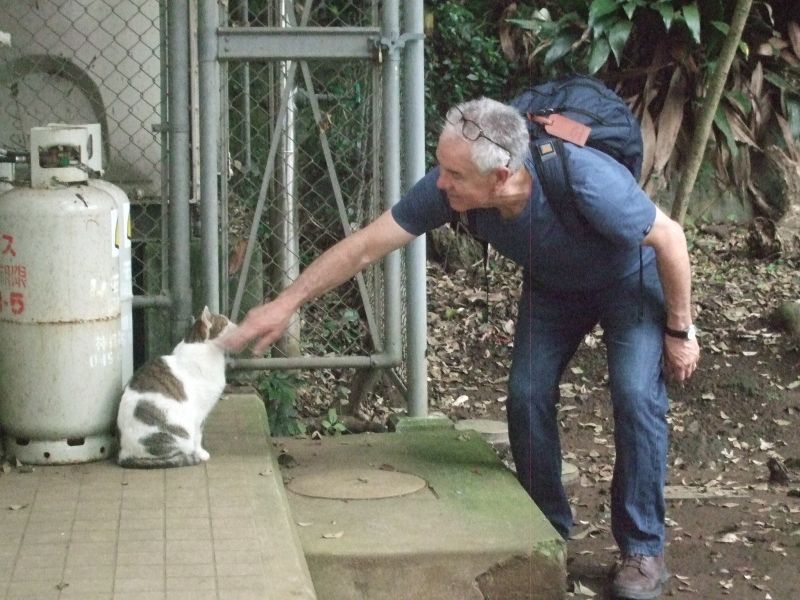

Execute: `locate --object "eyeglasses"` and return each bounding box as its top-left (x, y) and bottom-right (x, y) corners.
top-left (445, 106), bottom-right (512, 165)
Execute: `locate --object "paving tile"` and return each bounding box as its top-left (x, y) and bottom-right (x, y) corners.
top-left (6, 579), bottom-right (63, 596)
top-left (111, 592), bottom-right (165, 600)
top-left (55, 577), bottom-right (113, 594)
top-left (216, 575), bottom-right (267, 592)
top-left (217, 591), bottom-right (268, 600)
top-left (115, 563), bottom-right (166, 580)
top-left (113, 576), bottom-right (166, 593)
top-left (166, 590), bottom-right (217, 600)
top-left (165, 575), bottom-right (216, 592)
top-left (68, 528), bottom-right (119, 543)
top-left (10, 565), bottom-right (63, 582)
top-left (62, 564), bottom-right (115, 580)
top-left (165, 563), bottom-right (216, 578)
top-left (214, 561), bottom-right (264, 577)
top-left (117, 528), bottom-right (164, 542)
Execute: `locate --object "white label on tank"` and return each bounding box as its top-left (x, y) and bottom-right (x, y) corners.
top-left (88, 332), bottom-right (119, 369)
top-left (111, 208), bottom-right (119, 257)
top-left (123, 202), bottom-right (131, 248)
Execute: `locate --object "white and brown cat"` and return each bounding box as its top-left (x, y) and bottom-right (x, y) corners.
top-left (116, 307), bottom-right (235, 468)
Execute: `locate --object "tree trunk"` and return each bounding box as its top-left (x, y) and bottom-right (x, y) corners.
top-left (671, 0), bottom-right (754, 224)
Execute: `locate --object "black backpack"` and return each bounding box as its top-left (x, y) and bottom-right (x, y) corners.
top-left (452, 74), bottom-right (643, 238)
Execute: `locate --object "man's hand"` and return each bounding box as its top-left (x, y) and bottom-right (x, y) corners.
top-left (219, 299), bottom-right (294, 355)
top-left (663, 336), bottom-right (700, 382)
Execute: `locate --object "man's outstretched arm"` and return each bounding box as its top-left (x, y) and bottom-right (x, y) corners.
top-left (221, 209), bottom-right (416, 354)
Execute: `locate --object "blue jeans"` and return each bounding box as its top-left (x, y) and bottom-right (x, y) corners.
top-left (508, 262), bottom-right (668, 556)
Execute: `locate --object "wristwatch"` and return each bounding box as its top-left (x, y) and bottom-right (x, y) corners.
top-left (664, 324), bottom-right (697, 341)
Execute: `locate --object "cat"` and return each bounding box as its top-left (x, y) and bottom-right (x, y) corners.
top-left (116, 306), bottom-right (236, 468)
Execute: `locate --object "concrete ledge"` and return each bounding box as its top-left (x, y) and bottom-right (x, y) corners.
top-left (277, 430), bottom-right (566, 600)
top-left (0, 392), bottom-right (317, 600)
top-left (204, 393), bottom-right (318, 599)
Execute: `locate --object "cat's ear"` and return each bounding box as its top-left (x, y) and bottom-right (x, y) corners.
top-left (201, 306), bottom-right (212, 325)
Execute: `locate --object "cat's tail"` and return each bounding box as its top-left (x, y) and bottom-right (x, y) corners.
top-left (118, 451), bottom-right (202, 469)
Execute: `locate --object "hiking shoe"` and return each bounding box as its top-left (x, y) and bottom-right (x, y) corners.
top-left (611, 554), bottom-right (669, 599)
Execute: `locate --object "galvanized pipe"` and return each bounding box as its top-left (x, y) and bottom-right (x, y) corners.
top-left (229, 352), bottom-right (398, 370)
top-left (278, 1), bottom-right (301, 356)
top-left (132, 295), bottom-right (172, 309)
top-left (198, 0), bottom-right (221, 312)
top-left (381, 0), bottom-right (402, 365)
top-left (402, 0), bottom-right (428, 417)
top-left (235, 0), bottom-right (252, 173)
top-left (167, 0), bottom-right (194, 340)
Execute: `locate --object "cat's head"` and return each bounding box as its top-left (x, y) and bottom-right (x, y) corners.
top-left (184, 307), bottom-right (237, 344)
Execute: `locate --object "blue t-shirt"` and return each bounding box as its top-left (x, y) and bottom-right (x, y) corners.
top-left (391, 144), bottom-right (656, 292)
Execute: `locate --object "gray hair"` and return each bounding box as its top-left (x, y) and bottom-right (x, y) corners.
top-left (441, 97), bottom-right (530, 173)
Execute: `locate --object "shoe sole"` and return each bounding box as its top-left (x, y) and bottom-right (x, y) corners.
top-left (611, 568), bottom-right (670, 600)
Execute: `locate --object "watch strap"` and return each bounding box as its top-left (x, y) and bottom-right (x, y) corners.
top-left (664, 325), bottom-right (693, 339)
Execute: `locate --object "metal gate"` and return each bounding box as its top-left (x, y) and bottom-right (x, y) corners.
top-left (0, 0), bottom-right (428, 414)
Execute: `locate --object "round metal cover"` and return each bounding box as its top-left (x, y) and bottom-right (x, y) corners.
top-left (287, 468), bottom-right (427, 500)
top-left (454, 419), bottom-right (509, 443)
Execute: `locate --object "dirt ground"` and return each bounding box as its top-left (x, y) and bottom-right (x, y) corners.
top-left (288, 222), bottom-right (799, 598)
top-left (413, 224), bottom-right (800, 599)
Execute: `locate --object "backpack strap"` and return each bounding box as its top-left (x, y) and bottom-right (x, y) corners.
top-left (530, 137), bottom-right (588, 235)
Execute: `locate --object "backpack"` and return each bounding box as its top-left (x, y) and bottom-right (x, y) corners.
top-left (452, 74), bottom-right (643, 238)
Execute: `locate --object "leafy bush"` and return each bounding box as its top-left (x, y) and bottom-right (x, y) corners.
top-left (257, 370), bottom-right (307, 436)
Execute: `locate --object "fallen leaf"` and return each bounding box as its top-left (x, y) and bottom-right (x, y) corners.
top-left (572, 581), bottom-right (596, 597)
top-left (322, 531), bottom-right (344, 539)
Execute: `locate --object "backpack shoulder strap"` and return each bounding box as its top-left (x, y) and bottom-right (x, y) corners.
top-left (530, 137), bottom-right (588, 235)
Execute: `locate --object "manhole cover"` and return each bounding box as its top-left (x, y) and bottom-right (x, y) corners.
top-left (287, 468), bottom-right (427, 500)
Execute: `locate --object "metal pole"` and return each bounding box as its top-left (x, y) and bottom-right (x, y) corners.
top-left (279, 0), bottom-right (301, 357)
top-left (198, 0), bottom-right (221, 312)
top-left (402, 0), bottom-right (428, 417)
top-left (168, 0), bottom-right (194, 340)
top-left (237, 0), bottom-right (252, 173)
top-left (382, 0), bottom-right (402, 365)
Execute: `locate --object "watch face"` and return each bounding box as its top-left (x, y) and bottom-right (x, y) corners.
top-left (686, 325), bottom-right (697, 341)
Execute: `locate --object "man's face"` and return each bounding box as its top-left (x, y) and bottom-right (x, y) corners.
top-left (435, 134), bottom-right (499, 212)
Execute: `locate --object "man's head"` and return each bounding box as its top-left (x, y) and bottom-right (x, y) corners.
top-left (441, 98), bottom-right (528, 174)
top-left (436, 98), bottom-right (529, 212)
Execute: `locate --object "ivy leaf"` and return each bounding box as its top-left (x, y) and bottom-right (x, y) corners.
top-left (682, 3), bottom-right (701, 44)
top-left (622, 0), bottom-right (644, 21)
top-left (656, 1), bottom-right (675, 30)
top-left (713, 106), bottom-right (738, 158)
top-left (712, 20), bottom-right (729, 35)
top-left (544, 33), bottom-right (575, 66)
top-left (588, 38), bottom-right (611, 74)
top-left (608, 20), bottom-right (633, 65)
top-left (588, 0), bottom-right (619, 28)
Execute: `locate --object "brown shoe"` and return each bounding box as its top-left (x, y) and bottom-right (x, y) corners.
top-left (611, 555), bottom-right (669, 599)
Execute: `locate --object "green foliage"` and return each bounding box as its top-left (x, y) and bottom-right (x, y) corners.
top-left (320, 408), bottom-right (348, 436)
top-left (508, 1), bottom-right (708, 75)
top-left (424, 1), bottom-right (527, 163)
top-left (257, 371), bottom-right (307, 436)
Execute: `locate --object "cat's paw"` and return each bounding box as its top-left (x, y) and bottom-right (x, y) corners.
top-left (198, 449), bottom-right (210, 461)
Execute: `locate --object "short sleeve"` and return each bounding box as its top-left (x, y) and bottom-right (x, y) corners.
top-left (565, 146), bottom-right (656, 247)
top-left (391, 168), bottom-right (453, 236)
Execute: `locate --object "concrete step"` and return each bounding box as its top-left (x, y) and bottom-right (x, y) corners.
top-left (276, 429), bottom-right (566, 600)
top-left (204, 393), bottom-right (318, 600)
top-left (0, 392), bottom-right (317, 600)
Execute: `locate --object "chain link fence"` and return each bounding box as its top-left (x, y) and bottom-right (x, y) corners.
top-left (0, 0), bottom-right (167, 364)
top-left (223, 0), bottom-right (388, 367)
top-left (1, 2), bottom-right (401, 411)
